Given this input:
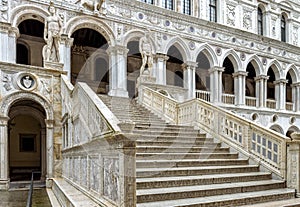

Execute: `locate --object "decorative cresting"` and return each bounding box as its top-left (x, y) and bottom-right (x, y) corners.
top-left (61, 75), bottom-right (136, 206)
top-left (139, 86), bottom-right (290, 178)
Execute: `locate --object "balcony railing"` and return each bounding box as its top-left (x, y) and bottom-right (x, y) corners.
top-left (266, 99), bottom-right (276, 109)
top-left (195, 90), bottom-right (210, 102)
top-left (222, 93), bottom-right (235, 105)
top-left (286, 102), bottom-right (294, 111)
top-left (245, 96), bottom-right (257, 107)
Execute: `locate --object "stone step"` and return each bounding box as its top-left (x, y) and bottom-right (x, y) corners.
top-left (136, 180), bottom-right (286, 203)
top-left (136, 146), bottom-right (230, 153)
top-left (135, 123), bottom-right (195, 130)
top-left (136, 172), bottom-right (272, 189)
top-left (136, 188), bottom-right (295, 207)
top-left (136, 152), bottom-right (239, 160)
top-left (136, 141), bottom-right (221, 147)
top-left (136, 158), bottom-right (249, 168)
top-left (136, 137), bottom-right (213, 143)
top-left (136, 165), bottom-right (260, 178)
top-left (135, 132), bottom-right (207, 138)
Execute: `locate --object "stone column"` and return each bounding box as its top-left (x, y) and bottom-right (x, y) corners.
top-left (287, 133), bottom-right (300, 197)
top-left (0, 22), bottom-right (19, 63)
top-left (274, 79), bottom-right (287, 110)
top-left (0, 116), bottom-right (9, 190)
top-left (183, 61), bottom-right (198, 100)
top-left (45, 119), bottom-right (54, 183)
top-left (254, 75), bottom-right (268, 108)
top-left (233, 71), bottom-right (248, 106)
top-left (209, 66), bottom-right (224, 103)
top-left (154, 53), bottom-right (168, 85)
top-left (60, 35), bottom-right (73, 79)
top-left (41, 128), bottom-right (47, 181)
top-left (107, 45), bottom-right (129, 98)
top-left (291, 83), bottom-right (300, 112)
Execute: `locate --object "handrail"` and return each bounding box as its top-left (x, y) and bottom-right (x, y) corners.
top-left (140, 86), bottom-right (291, 178)
top-left (26, 171), bottom-right (41, 207)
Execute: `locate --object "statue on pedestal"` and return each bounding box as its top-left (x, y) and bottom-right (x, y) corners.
top-left (139, 33), bottom-right (154, 76)
top-left (43, 1), bottom-right (62, 63)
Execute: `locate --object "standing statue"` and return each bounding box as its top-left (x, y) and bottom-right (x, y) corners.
top-left (139, 33), bottom-right (154, 76)
top-left (43, 2), bottom-right (63, 62)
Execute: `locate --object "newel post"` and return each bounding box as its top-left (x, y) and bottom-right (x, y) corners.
top-left (287, 133), bottom-right (300, 197)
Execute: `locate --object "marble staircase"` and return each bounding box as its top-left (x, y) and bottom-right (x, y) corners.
top-left (99, 95), bottom-right (295, 207)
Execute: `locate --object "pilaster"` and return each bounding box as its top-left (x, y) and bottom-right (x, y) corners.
top-left (0, 116), bottom-right (9, 190)
top-left (0, 22), bottom-right (19, 63)
top-left (208, 66), bottom-right (224, 103)
top-left (60, 34), bottom-right (74, 79)
top-left (107, 45), bottom-right (129, 98)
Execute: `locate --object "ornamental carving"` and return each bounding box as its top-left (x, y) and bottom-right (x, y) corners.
top-left (2, 74), bottom-right (12, 91)
top-left (293, 27), bottom-right (298, 45)
top-left (243, 9), bottom-right (252, 30)
top-left (0, 0), bottom-right (8, 21)
top-left (226, 4), bottom-right (236, 26)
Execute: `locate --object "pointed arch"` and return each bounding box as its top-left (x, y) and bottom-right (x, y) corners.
top-left (65, 16), bottom-right (115, 46)
top-left (285, 64), bottom-right (299, 83)
top-left (10, 4), bottom-right (48, 27)
top-left (194, 43), bottom-right (218, 66)
top-left (221, 49), bottom-right (242, 72)
top-left (164, 36), bottom-right (190, 62)
top-left (266, 59), bottom-right (281, 80)
top-left (244, 55), bottom-right (263, 76)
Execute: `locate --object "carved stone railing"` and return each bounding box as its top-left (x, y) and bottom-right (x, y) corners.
top-left (61, 75), bottom-right (136, 207)
top-left (195, 90), bottom-right (211, 102)
top-left (266, 99), bottom-right (276, 109)
top-left (245, 96), bottom-right (257, 107)
top-left (286, 102), bottom-right (294, 111)
top-left (140, 86), bottom-right (290, 179)
top-left (222, 93), bottom-right (235, 105)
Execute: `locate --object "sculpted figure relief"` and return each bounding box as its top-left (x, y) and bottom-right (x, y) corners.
top-left (78, 0), bottom-right (105, 12)
top-left (43, 2), bottom-right (62, 62)
top-left (139, 33), bottom-right (154, 76)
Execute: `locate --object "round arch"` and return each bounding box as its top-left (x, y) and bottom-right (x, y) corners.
top-left (123, 30), bottom-right (157, 54)
top-left (221, 49), bottom-right (242, 72)
top-left (9, 4), bottom-right (48, 27)
top-left (65, 16), bottom-right (115, 46)
top-left (164, 37), bottom-right (190, 62)
top-left (270, 124), bottom-right (284, 135)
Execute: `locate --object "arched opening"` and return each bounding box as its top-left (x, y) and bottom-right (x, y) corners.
top-left (8, 100), bottom-right (46, 182)
top-left (270, 125), bottom-right (284, 135)
top-left (71, 28), bottom-right (108, 93)
top-left (245, 62), bottom-right (257, 107)
top-left (196, 52), bottom-right (211, 91)
top-left (17, 19), bottom-right (45, 66)
top-left (267, 67), bottom-right (276, 109)
top-left (286, 71), bottom-right (293, 111)
top-left (127, 40), bottom-right (142, 98)
top-left (222, 57), bottom-right (234, 94)
top-left (166, 45), bottom-right (184, 87)
top-left (286, 126), bottom-right (299, 138)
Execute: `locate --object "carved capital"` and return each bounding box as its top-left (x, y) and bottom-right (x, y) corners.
top-left (154, 53), bottom-right (169, 61)
top-left (274, 79), bottom-right (288, 85)
top-left (208, 66), bottom-right (225, 74)
top-left (60, 34), bottom-right (74, 47)
top-left (45, 119), bottom-right (55, 128)
top-left (107, 45), bottom-right (128, 56)
top-left (0, 116), bottom-right (9, 126)
top-left (232, 71), bottom-right (248, 77)
top-left (254, 75), bottom-right (269, 81)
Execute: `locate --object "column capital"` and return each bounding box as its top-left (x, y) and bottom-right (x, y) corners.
top-left (232, 71), bottom-right (248, 77)
top-left (0, 22), bottom-right (19, 38)
top-left (60, 34), bottom-right (74, 47)
top-left (254, 75), bottom-right (269, 81)
top-left (0, 116), bottom-right (9, 126)
top-left (291, 82), bottom-right (300, 87)
top-left (154, 53), bottom-right (169, 61)
top-left (274, 79), bottom-right (288, 85)
top-left (184, 61), bottom-right (198, 68)
top-left (107, 45), bottom-right (128, 55)
top-left (208, 66), bottom-right (225, 74)
top-left (45, 119), bottom-right (55, 128)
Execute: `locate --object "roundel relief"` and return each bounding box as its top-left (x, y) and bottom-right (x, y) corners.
top-left (17, 73), bottom-right (37, 91)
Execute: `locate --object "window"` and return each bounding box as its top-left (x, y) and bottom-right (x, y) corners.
top-left (140, 0), bottom-right (153, 4)
top-left (183, 0), bottom-right (191, 15)
top-left (19, 134), bottom-right (36, 152)
top-left (281, 15), bottom-right (286, 42)
top-left (163, 0), bottom-right (173, 10)
top-left (257, 8), bottom-right (263, 35)
top-left (209, 0), bottom-right (217, 22)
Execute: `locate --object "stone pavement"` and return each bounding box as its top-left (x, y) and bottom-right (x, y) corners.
top-left (0, 188), bottom-right (51, 207)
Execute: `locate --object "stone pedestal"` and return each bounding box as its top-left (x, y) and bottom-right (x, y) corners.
top-left (44, 61), bottom-right (64, 71)
top-left (287, 132), bottom-right (300, 197)
top-left (136, 75), bottom-right (156, 88)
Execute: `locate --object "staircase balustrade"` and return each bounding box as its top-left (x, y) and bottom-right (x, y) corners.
top-left (140, 86), bottom-right (290, 179)
top-left (61, 75), bottom-right (136, 207)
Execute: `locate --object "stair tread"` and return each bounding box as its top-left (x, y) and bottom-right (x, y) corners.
top-left (137, 152), bottom-right (237, 155)
top-left (136, 172), bottom-right (271, 183)
top-left (136, 180), bottom-right (285, 195)
top-left (136, 158), bottom-right (247, 163)
top-left (136, 165), bottom-right (259, 172)
top-left (136, 188), bottom-right (295, 207)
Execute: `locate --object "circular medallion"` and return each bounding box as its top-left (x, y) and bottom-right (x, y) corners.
top-left (240, 53), bottom-right (246, 61)
top-left (17, 73), bottom-right (37, 91)
top-left (211, 32), bottom-right (216, 38)
top-left (189, 26), bottom-right (195, 33)
top-left (164, 20), bottom-right (170, 27)
top-left (163, 35), bottom-right (168, 40)
top-left (189, 41), bottom-right (195, 50)
top-left (215, 47), bottom-right (222, 56)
